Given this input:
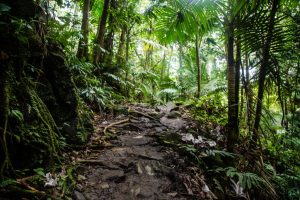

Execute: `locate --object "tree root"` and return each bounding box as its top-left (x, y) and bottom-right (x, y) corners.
top-left (17, 175), bottom-right (40, 192)
top-left (0, 185), bottom-right (48, 199)
top-left (128, 109), bottom-right (157, 120)
top-left (103, 118), bottom-right (129, 134)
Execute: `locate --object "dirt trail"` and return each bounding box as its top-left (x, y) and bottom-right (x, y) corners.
top-left (73, 103), bottom-right (217, 200)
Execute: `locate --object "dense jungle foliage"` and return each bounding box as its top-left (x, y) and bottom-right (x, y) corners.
top-left (0, 0), bottom-right (300, 199)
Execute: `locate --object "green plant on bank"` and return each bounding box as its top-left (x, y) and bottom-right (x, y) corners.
top-left (69, 57), bottom-right (126, 111)
top-left (191, 92), bottom-right (227, 126)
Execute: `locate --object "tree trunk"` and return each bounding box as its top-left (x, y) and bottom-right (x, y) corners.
top-left (125, 28), bottom-right (131, 97)
top-left (253, 0), bottom-right (279, 142)
top-left (76, 0), bottom-right (90, 60)
top-left (245, 54), bottom-right (253, 132)
top-left (117, 25), bottom-right (127, 65)
top-left (92, 0), bottom-right (110, 65)
top-left (195, 32), bottom-right (202, 98)
top-left (103, 0), bottom-right (117, 66)
top-left (235, 33), bottom-right (241, 133)
top-left (227, 21), bottom-right (238, 151)
top-left (178, 43), bottom-right (184, 97)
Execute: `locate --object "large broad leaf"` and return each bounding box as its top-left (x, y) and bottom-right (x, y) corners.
top-left (151, 0), bottom-right (215, 44)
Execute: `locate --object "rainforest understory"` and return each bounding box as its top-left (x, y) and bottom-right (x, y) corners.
top-left (0, 0), bottom-right (300, 199)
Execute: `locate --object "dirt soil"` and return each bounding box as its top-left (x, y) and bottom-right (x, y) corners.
top-left (73, 103), bottom-right (217, 200)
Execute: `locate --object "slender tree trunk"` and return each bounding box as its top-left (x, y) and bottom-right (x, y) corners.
top-left (125, 28), bottom-right (131, 97)
top-left (240, 83), bottom-right (244, 119)
top-left (253, 0), bottom-right (279, 142)
top-left (292, 61), bottom-right (299, 126)
top-left (76, 0), bottom-right (90, 60)
top-left (93, 0), bottom-right (110, 65)
top-left (245, 54), bottom-right (253, 132)
top-left (240, 58), bottom-right (245, 120)
top-left (178, 43), bottom-right (184, 97)
top-left (195, 32), bottom-right (202, 98)
top-left (227, 21), bottom-right (238, 151)
top-left (117, 25), bottom-right (127, 65)
top-left (235, 34), bottom-right (241, 134)
top-left (103, 0), bottom-right (117, 66)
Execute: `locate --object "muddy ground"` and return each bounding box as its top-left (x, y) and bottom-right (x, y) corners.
top-left (72, 103), bottom-right (219, 200)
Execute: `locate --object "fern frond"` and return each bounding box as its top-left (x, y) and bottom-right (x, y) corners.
top-left (206, 150), bottom-right (238, 158)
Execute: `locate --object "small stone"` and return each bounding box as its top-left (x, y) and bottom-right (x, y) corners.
top-left (167, 192), bottom-right (178, 197)
top-left (136, 163), bottom-right (143, 174)
top-left (77, 175), bottom-right (86, 181)
top-left (145, 165), bottom-right (154, 176)
top-left (73, 190), bottom-right (86, 200)
top-left (76, 184), bottom-right (84, 192)
top-left (100, 182), bottom-right (110, 189)
top-left (133, 135), bottom-right (143, 139)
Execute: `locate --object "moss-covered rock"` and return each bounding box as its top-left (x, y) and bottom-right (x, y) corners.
top-left (0, 0), bottom-right (92, 172)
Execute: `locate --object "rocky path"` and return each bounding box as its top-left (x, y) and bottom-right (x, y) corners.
top-left (73, 103), bottom-right (217, 200)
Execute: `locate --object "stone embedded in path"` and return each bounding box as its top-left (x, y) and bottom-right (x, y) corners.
top-left (156, 102), bottom-right (176, 113)
top-left (118, 135), bottom-right (153, 146)
top-left (167, 110), bottom-right (181, 118)
top-left (160, 116), bottom-right (187, 130)
top-left (102, 169), bottom-right (125, 181)
top-left (73, 190), bottom-right (86, 200)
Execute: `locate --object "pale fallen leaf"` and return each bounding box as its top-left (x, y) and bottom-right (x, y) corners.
top-left (44, 172), bottom-right (57, 187)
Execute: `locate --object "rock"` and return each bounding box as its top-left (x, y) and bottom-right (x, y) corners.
top-left (119, 135), bottom-right (153, 146)
top-left (160, 116), bottom-right (187, 130)
top-left (100, 182), bottom-right (110, 189)
top-left (102, 169), bottom-right (125, 181)
top-left (170, 106), bottom-right (180, 112)
top-left (131, 146), bottom-right (164, 161)
top-left (145, 165), bottom-right (154, 176)
top-left (156, 102), bottom-right (176, 113)
top-left (73, 190), bottom-right (86, 200)
top-left (167, 192), bottom-right (178, 197)
top-left (77, 175), bottom-right (86, 181)
top-left (154, 127), bottom-right (166, 132)
top-left (136, 162), bottom-right (143, 174)
top-left (75, 184), bottom-right (84, 192)
top-left (166, 111), bottom-right (181, 118)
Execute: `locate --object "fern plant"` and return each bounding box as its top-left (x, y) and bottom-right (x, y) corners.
top-left (225, 167), bottom-right (278, 199)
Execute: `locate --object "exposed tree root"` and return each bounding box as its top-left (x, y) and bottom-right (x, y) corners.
top-left (17, 175), bottom-right (39, 192)
top-left (0, 185), bottom-right (48, 199)
top-left (128, 109), bottom-right (157, 120)
top-left (103, 118), bottom-right (129, 134)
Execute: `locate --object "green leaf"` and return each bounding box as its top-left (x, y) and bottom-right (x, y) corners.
top-left (9, 109), bottom-right (24, 121)
top-left (33, 168), bottom-right (46, 177)
top-left (0, 3), bottom-right (11, 13)
top-left (0, 179), bottom-right (18, 187)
